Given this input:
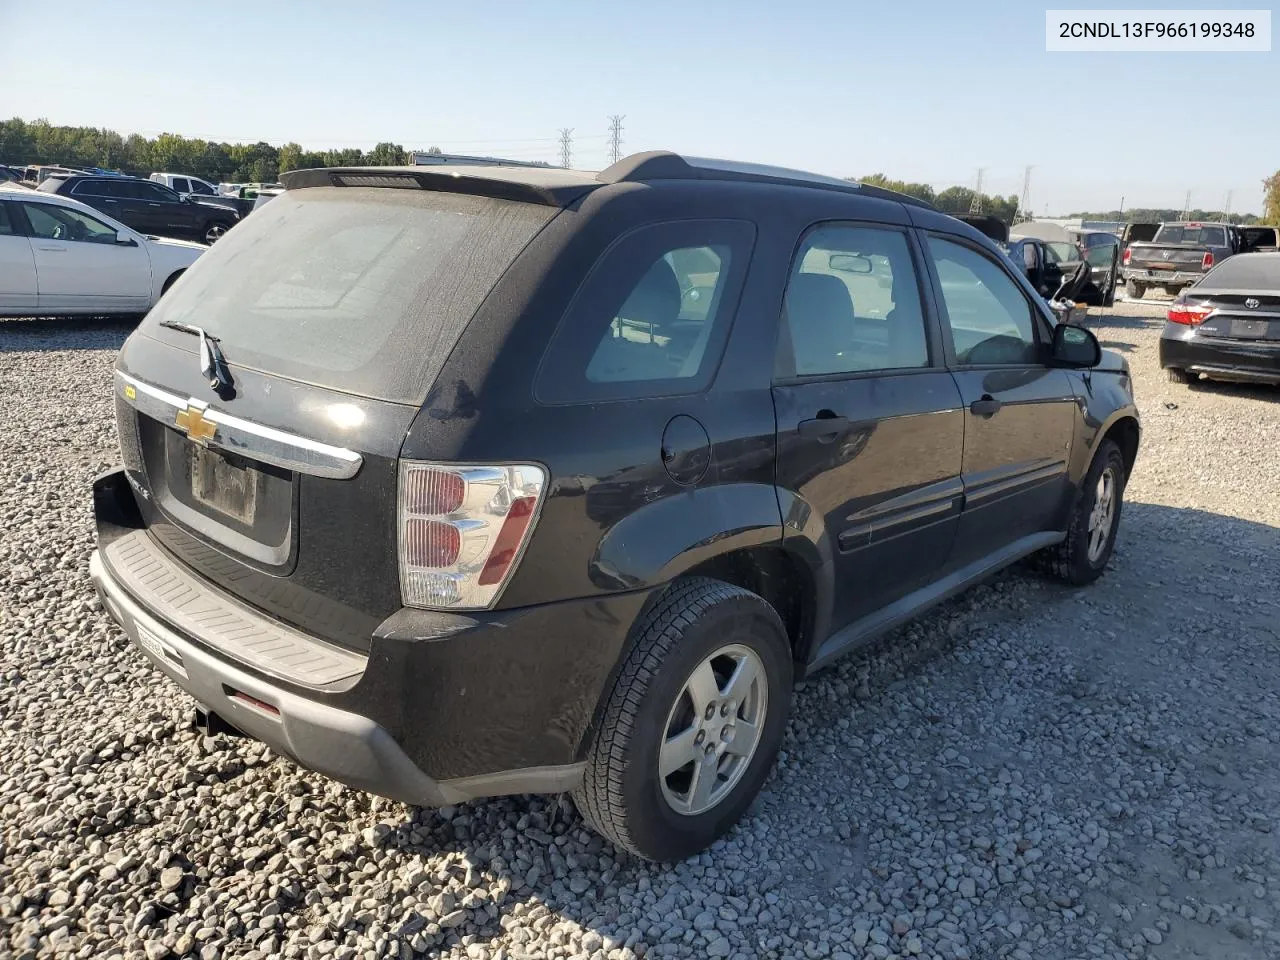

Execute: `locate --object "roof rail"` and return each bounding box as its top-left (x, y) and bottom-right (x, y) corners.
top-left (596, 151), bottom-right (936, 209)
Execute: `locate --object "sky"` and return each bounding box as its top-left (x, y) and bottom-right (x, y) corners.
top-left (1, 0), bottom-right (1275, 215)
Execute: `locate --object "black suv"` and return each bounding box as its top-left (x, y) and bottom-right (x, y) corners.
top-left (38, 174), bottom-right (238, 244)
top-left (90, 152), bottom-right (1140, 861)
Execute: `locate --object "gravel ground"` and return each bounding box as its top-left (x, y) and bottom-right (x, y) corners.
top-left (2, 302), bottom-right (1279, 960)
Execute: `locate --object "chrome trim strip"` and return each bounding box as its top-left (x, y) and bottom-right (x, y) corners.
top-left (117, 371), bottom-right (363, 480)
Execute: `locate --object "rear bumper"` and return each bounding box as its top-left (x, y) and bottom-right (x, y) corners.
top-left (91, 550), bottom-right (467, 806)
top-left (1125, 268), bottom-right (1202, 286)
top-left (90, 467), bottom-right (653, 805)
top-left (1159, 326), bottom-right (1280, 383)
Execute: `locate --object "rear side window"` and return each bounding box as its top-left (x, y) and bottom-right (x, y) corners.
top-left (777, 224), bottom-right (929, 377)
top-left (143, 187), bottom-right (555, 404)
top-left (172, 178), bottom-right (190, 193)
top-left (0, 203), bottom-right (15, 236)
top-left (537, 219), bottom-right (755, 403)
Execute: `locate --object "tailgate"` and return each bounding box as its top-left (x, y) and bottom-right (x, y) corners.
top-left (1129, 245), bottom-right (1207, 269)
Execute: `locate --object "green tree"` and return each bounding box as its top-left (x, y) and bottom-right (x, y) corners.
top-left (367, 142), bottom-right (407, 166)
top-left (277, 142), bottom-right (303, 174)
top-left (1264, 171), bottom-right (1280, 225)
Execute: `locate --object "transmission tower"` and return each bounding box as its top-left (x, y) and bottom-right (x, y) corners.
top-left (968, 168), bottom-right (986, 215)
top-left (607, 115), bottom-right (625, 165)
top-left (1181, 189), bottom-right (1191, 220)
top-left (1224, 190), bottom-right (1233, 222)
top-left (558, 128), bottom-right (573, 169)
top-left (1018, 166), bottom-right (1033, 221)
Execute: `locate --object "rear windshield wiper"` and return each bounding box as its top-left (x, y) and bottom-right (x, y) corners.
top-left (159, 320), bottom-right (233, 392)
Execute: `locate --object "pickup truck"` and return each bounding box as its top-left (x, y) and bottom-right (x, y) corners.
top-left (1123, 222), bottom-right (1238, 299)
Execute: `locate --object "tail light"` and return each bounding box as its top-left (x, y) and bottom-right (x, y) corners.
top-left (1201, 251), bottom-right (1214, 270)
top-left (398, 462), bottom-right (547, 610)
top-left (1167, 298), bottom-right (1212, 325)
top-left (1122, 248), bottom-right (1131, 266)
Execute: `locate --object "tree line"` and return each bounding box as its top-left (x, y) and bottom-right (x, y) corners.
top-left (0, 118), bottom-right (437, 184)
top-left (855, 172), bottom-right (1276, 225)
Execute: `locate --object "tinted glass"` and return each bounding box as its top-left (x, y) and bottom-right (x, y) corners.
top-left (22, 202), bottom-right (118, 244)
top-left (538, 219), bottom-right (755, 402)
top-left (190, 180), bottom-right (215, 195)
top-left (1046, 242), bottom-right (1076, 263)
top-left (1198, 255), bottom-right (1280, 290)
top-left (928, 236), bottom-right (1039, 365)
top-left (780, 225), bottom-right (928, 377)
top-left (1085, 245), bottom-right (1114, 268)
top-left (142, 187), bottom-right (554, 405)
top-left (1154, 225), bottom-right (1228, 246)
top-left (138, 182), bottom-right (179, 202)
top-left (172, 178), bottom-right (190, 193)
top-left (0, 203), bottom-right (15, 236)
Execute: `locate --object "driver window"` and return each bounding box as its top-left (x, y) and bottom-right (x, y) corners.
top-left (22, 202), bottom-right (119, 244)
top-left (927, 236), bottom-right (1039, 366)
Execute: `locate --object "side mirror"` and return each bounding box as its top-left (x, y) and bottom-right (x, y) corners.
top-left (115, 231), bottom-right (137, 247)
top-left (1051, 322), bottom-right (1101, 368)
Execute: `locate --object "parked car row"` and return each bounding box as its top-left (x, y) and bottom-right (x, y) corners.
top-left (36, 173), bottom-right (239, 245)
top-left (0, 183), bottom-right (203, 316)
top-left (1124, 221), bottom-right (1280, 299)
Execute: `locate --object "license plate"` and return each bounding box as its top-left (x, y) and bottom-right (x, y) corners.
top-left (1151, 262), bottom-right (1176, 270)
top-left (190, 444), bottom-right (259, 523)
top-left (1230, 317), bottom-right (1272, 339)
top-left (136, 622), bottom-right (168, 661)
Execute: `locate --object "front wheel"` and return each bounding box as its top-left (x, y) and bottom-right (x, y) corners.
top-left (574, 578), bottom-right (792, 862)
top-left (1126, 280), bottom-right (1146, 299)
top-left (204, 221), bottom-right (232, 244)
top-left (1039, 439), bottom-right (1126, 585)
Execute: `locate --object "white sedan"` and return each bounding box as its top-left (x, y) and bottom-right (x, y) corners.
top-left (0, 184), bottom-right (205, 317)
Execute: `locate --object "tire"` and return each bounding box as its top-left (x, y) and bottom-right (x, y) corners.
top-left (161, 270), bottom-right (185, 295)
top-left (1103, 279), bottom-right (1117, 308)
top-left (574, 577), bottom-right (793, 862)
top-left (1166, 366), bottom-right (1193, 384)
top-left (1039, 439), bottom-right (1126, 586)
top-left (204, 221), bottom-right (232, 244)
top-left (1126, 280), bottom-right (1146, 299)
top-left (1164, 285), bottom-right (1182, 297)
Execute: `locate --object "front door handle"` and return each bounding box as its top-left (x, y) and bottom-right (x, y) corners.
top-left (798, 413), bottom-right (851, 441)
top-left (969, 396), bottom-right (1003, 417)
top-left (37, 246), bottom-right (67, 253)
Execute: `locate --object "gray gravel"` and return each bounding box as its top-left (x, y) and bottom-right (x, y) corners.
top-left (2, 304), bottom-right (1280, 960)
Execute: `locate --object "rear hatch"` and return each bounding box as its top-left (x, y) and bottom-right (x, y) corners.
top-left (115, 184), bottom-right (557, 651)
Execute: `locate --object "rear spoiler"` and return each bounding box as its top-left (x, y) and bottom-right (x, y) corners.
top-left (280, 167), bottom-right (598, 207)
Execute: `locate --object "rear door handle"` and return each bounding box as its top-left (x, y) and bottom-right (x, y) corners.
top-left (37, 246), bottom-right (66, 253)
top-left (798, 414), bottom-right (851, 440)
top-left (969, 396), bottom-right (1002, 417)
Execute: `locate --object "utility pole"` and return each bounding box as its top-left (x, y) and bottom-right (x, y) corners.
top-left (969, 168), bottom-right (985, 215)
top-left (607, 115), bottom-right (625, 166)
top-left (558, 128), bottom-right (573, 169)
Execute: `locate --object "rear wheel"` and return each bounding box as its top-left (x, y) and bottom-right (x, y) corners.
top-left (1039, 439), bottom-right (1126, 585)
top-left (574, 578), bottom-right (792, 862)
top-left (1166, 366), bottom-right (1194, 384)
top-left (1126, 280), bottom-right (1146, 299)
top-left (204, 221), bottom-right (232, 244)
top-left (1164, 284), bottom-right (1182, 297)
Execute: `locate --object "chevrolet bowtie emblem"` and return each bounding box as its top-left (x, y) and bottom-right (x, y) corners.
top-left (176, 404), bottom-right (217, 444)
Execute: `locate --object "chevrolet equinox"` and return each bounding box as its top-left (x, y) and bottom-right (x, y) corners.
top-left (90, 152), bottom-right (1140, 862)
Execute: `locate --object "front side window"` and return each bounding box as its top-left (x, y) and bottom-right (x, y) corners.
top-left (22, 202), bottom-right (119, 244)
top-left (537, 219), bottom-right (755, 402)
top-left (927, 236), bottom-right (1040, 365)
top-left (139, 182), bottom-right (180, 203)
top-left (778, 224), bottom-right (928, 377)
top-left (190, 180), bottom-right (215, 195)
top-left (0, 203), bottom-right (17, 236)
top-left (172, 178), bottom-right (190, 193)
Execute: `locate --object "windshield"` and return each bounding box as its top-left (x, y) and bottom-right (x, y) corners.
top-left (1154, 224), bottom-right (1227, 246)
top-left (142, 187), bottom-right (555, 404)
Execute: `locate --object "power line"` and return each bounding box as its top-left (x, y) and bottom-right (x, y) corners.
top-left (558, 128), bottom-right (573, 169)
top-left (607, 115), bottom-right (625, 165)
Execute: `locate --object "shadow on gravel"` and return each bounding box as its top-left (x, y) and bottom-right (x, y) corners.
top-left (1184, 377), bottom-right (1280, 403)
top-left (0, 316), bottom-right (136, 352)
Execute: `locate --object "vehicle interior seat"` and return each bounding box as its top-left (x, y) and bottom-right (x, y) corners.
top-left (586, 257), bottom-right (685, 383)
top-left (786, 272), bottom-right (857, 376)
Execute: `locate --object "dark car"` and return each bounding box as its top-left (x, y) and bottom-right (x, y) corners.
top-left (38, 174), bottom-right (238, 244)
top-left (1070, 230), bottom-right (1120, 307)
top-left (88, 152), bottom-right (1140, 862)
top-left (1159, 252), bottom-right (1280, 386)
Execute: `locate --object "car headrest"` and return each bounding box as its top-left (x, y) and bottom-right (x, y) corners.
top-left (787, 272), bottom-right (854, 327)
top-left (618, 257), bottom-right (681, 328)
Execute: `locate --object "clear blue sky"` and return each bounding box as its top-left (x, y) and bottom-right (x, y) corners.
top-left (2, 0), bottom-right (1275, 214)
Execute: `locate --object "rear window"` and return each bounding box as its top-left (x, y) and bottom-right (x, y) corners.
top-left (1154, 225), bottom-right (1227, 246)
top-left (1198, 255), bottom-right (1280, 290)
top-left (142, 187), bottom-right (555, 404)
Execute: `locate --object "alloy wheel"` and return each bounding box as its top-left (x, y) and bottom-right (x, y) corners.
top-left (1087, 467), bottom-right (1117, 563)
top-left (659, 643), bottom-right (768, 816)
